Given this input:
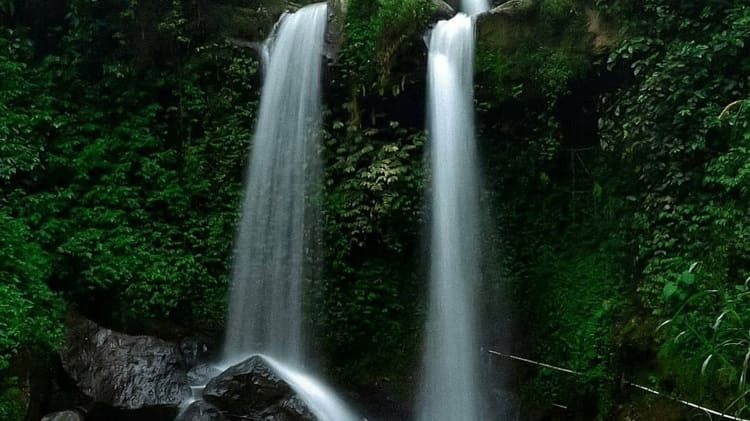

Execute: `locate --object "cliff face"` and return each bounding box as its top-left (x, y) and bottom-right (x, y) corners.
top-left (205, 0), bottom-right (319, 46)
top-left (477, 0), bottom-right (615, 53)
top-left (210, 0), bottom-right (616, 76)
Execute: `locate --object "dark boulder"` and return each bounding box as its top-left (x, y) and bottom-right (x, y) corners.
top-left (432, 0), bottom-right (456, 20)
top-left (61, 316), bottom-right (191, 412)
top-left (41, 410), bottom-right (85, 421)
top-left (280, 395), bottom-right (316, 420)
top-left (203, 356), bottom-right (315, 421)
top-left (176, 400), bottom-right (226, 421)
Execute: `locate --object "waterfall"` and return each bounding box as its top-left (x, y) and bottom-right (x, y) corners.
top-left (224, 2), bottom-right (327, 364)
top-left (260, 355), bottom-right (359, 421)
top-left (462, 0), bottom-right (490, 15)
top-left (419, 12), bottom-right (484, 421)
top-left (221, 3), bottom-right (358, 420)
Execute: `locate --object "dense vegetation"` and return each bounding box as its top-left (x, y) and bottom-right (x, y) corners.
top-left (473, 0), bottom-right (750, 416)
top-left (1, 0), bottom-right (259, 414)
top-left (1, 0), bottom-right (749, 419)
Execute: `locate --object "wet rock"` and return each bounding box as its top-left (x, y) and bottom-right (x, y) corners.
top-left (188, 364), bottom-right (224, 386)
top-left (41, 410), bottom-right (84, 421)
top-left (203, 356), bottom-right (315, 421)
top-left (484, 0), bottom-right (535, 17)
top-left (432, 0), bottom-right (457, 20)
top-left (326, 0), bottom-right (346, 61)
top-left (61, 316), bottom-right (191, 412)
top-left (281, 395), bottom-right (316, 420)
top-left (443, 0), bottom-right (460, 10)
top-left (176, 400), bottom-right (226, 421)
top-left (475, 0), bottom-right (615, 61)
top-left (206, 0), bottom-right (322, 46)
top-left (179, 336), bottom-right (212, 368)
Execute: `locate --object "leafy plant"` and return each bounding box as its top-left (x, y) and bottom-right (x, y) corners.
top-left (316, 116), bottom-right (426, 386)
top-left (0, 213), bottom-right (63, 419)
top-left (341, 0), bottom-right (434, 95)
top-left (662, 270), bottom-right (750, 415)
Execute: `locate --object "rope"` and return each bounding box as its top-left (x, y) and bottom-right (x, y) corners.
top-left (488, 349), bottom-right (750, 421)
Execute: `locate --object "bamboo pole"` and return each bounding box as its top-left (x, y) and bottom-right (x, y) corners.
top-left (487, 349), bottom-right (750, 421)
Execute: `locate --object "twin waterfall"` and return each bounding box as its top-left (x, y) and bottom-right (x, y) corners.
top-left (419, 0), bottom-right (489, 419)
top-left (223, 3), bottom-right (357, 421)
top-left (225, 1), bottom-right (491, 420)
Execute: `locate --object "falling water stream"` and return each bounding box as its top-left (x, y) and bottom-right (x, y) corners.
top-left (217, 3), bottom-right (357, 420)
top-left (463, 0), bottom-right (490, 15)
top-left (419, 1), bottom-right (489, 419)
top-left (259, 355), bottom-right (358, 421)
top-left (223, 3), bottom-right (328, 363)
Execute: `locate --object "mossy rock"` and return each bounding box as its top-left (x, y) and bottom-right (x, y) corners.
top-left (475, 0), bottom-right (617, 100)
top-left (477, 0), bottom-right (614, 55)
top-left (205, 0), bottom-right (324, 43)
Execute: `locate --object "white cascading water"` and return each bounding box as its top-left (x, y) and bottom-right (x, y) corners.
top-left (260, 355), bottom-right (358, 421)
top-left (419, 11), bottom-right (485, 421)
top-left (224, 1), bottom-right (326, 365)
top-left (462, 0), bottom-right (490, 15)
top-left (220, 3), bottom-right (358, 420)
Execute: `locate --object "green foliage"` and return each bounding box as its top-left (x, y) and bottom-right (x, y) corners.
top-left (596, 0), bottom-right (750, 310)
top-left (539, 0), bottom-right (576, 25)
top-left (324, 122), bottom-right (425, 268)
top-left (0, 379), bottom-right (24, 421)
top-left (0, 30), bottom-right (64, 419)
top-left (475, 34), bottom-right (630, 415)
top-left (477, 44), bottom-right (589, 100)
top-left (522, 245), bottom-right (623, 415)
top-left (1, 1), bottom-right (260, 406)
top-left (316, 0), bottom-right (437, 385)
top-left (1, 1), bottom-right (259, 331)
top-left (662, 270), bottom-right (750, 415)
top-left (476, 0), bottom-right (591, 100)
top-left (472, 3), bottom-right (634, 415)
top-left (474, 0), bottom-right (750, 415)
top-left (341, 0), bottom-right (434, 94)
top-left (591, 0), bottom-right (750, 411)
top-left (0, 213), bottom-right (62, 370)
top-left (317, 117), bottom-right (426, 386)
top-left (0, 30), bottom-right (50, 181)
top-left (0, 211), bottom-right (63, 420)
